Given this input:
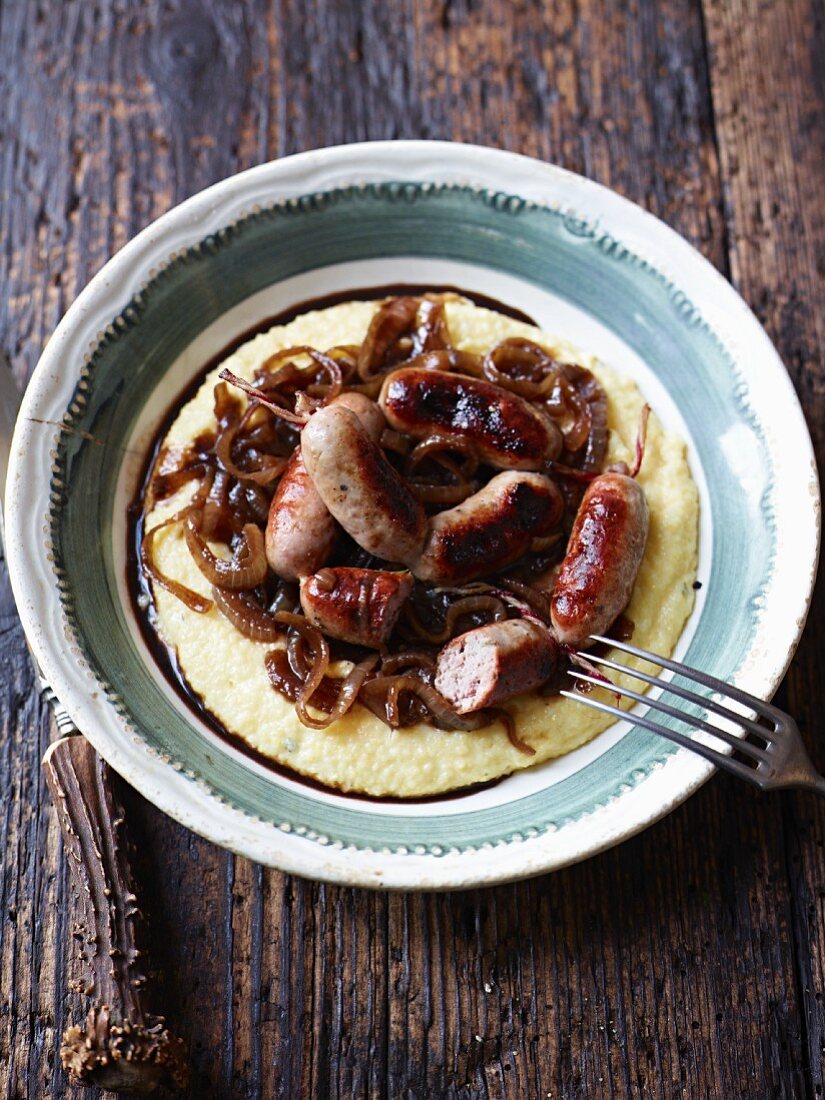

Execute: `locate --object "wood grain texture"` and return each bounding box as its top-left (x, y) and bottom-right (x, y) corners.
top-left (702, 1), bottom-right (825, 1094)
top-left (42, 737), bottom-right (187, 1093)
top-left (0, 1), bottom-right (822, 1097)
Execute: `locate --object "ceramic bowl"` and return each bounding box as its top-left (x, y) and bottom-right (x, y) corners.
top-left (6, 142), bottom-right (819, 889)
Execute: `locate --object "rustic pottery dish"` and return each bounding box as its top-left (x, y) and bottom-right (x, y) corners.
top-left (6, 141), bottom-right (819, 890)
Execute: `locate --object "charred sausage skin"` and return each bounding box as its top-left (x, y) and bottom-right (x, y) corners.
top-left (264, 449), bottom-right (336, 581)
top-left (300, 567), bottom-right (413, 647)
top-left (434, 618), bottom-right (559, 714)
top-left (550, 471), bottom-right (649, 647)
top-left (301, 404), bottom-right (427, 565)
top-left (413, 471), bottom-right (564, 584)
top-left (264, 394), bottom-right (386, 581)
top-left (379, 368), bottom-right (560, 470)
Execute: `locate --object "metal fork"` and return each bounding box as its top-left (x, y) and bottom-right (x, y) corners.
top-left (562, 634), bottom-right (825, 796)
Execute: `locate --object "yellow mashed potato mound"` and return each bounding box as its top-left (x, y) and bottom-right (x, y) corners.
top-left (146, 299), bottom-right (699, 797)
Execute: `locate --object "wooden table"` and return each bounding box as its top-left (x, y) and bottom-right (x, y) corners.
top-left (1, 2), bottom-right (823, 1096)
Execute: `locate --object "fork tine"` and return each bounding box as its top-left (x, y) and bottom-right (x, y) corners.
top-left (559, 690), bottom-right (767, 787)
top-left (589, 633), bottom-right (783, 726)
top-left (588, 635), bottom-right (782, 723)
top-left (567, 671), bottom-right (770, 764)
top-left (578, 651), bottom-right (771, 741)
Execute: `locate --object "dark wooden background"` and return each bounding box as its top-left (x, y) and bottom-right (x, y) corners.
top-left (1, 1), bottom-right (823, 1097)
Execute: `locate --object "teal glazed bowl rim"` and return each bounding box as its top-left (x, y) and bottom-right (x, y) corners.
top-left (6, 142), bottom-right (820, 890)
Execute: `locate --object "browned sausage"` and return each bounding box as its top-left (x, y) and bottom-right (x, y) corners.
top-left (330, 391), bottom-right (386, 442)
top-left (434, 618), bottom-right (559, 713)
top-left (412, 471), bottom-right (564, 584)
top-left (550, 472), bottom-right (649, 647)
top-left (299, 567), bottom-right (413, 647)
top-left (265, 449), bottom-right (335, 581)
top-left (378, 368), bottom-right (561, 469)
top-left (300, 404), bottom-right (427, 564)
top-left (265, 394), bottom-right (385, 581)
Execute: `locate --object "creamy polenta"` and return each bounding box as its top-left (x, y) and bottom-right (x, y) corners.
top-left (144, 299), bottom-right (699, 797)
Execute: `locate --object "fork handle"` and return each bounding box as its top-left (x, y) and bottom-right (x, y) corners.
top-left (43, 735), bottom-right (188, 1094)
top-left (793, 772), bottom-right (825, 798)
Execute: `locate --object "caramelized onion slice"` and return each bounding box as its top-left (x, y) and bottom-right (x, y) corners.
top-left (295, 652), bottom-right (381, 731)
top-left (545, 459), bottom-right (600, 484)
top-left (552, 363), bottom-right (608, 471)
top-left (405, 595), bottom-right (508, 644)
top-left (483, 338), bottom-right (561, 398)
top-left (184, 514), bottom-right (268, 589)
top-left (361, 675), bottom-right (490, 731)
top-left (286, 627), bottom-right (313, 680)
top-left (413, 298), bottom-right (451, 353)
top-left (256, 345), bottom-right (345, 402)
top-left (406, 433), bottom-right (479, 479)
top-left (241, 483), bottom-right (272, 524)
top-left (489, 707), bottom-right (535, 756)
top-left (380, 428), bottom-right (412, 455)
top-left (323, 344), bottom-right (360, 384)
top-left (141, 515), bottom-right (213, 614)
top-left (149, 460), bottom-right (207, 504)
top-left (357, 297), bottom-right (420, 380)
top-left (405, 433), bottom-right (480, 505)
top-left (408, 480), bottom-right (477, 506)
top-left (496, 578), bottom-right (553, 622)
top-left (630, 403), bottom-right (651, 478)
top-left (212, 588), bottom-right (285, 642)
top-left (214, 400), bottom-right (289, 486)
top-left (380, 650), bottom-right (437, 676)
top-left (275, 612), bottom-right (332, 730)
top-left (368, 346), bottom-right (483, 378)
top-left (339, 376), bottom-right (384, 399)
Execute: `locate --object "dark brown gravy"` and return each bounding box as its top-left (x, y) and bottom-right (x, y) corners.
top-left (127, 284), bottom-right (539, 805)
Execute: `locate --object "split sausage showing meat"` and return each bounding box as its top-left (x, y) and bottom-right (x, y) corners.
top-left (434, 619), bottom-right (559, 714)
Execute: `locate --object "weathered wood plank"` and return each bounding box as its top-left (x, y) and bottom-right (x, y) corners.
top-left (701, 0), bottom-right (825, 1094)
top-left (0, 565), bottom-right (65, 1100)
top-left (244, 1), bottom-right (806, 1097)
top-left (0, 1), bottom-right (259, 1096)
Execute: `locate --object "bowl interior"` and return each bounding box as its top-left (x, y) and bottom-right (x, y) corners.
top-left (46, 181), bottom-right (773, 853)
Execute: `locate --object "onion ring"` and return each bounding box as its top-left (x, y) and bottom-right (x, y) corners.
top-left (361, 675), bottom-right (489, 731)
top-left (357, 297), bottom-right (420, 380)
top-left (212, 587), bottom-right (285, 642)
top-left (184, 513), bottom-right (268, 589)
top-left (274, 612), bottom-right (332, 729)
top-left (406, 433), bottom-right (479, 480)
top-left (482, 338), bottom-right (561, 399)
top-left (214, 396), bottom-right (289, 486)
top-left (141, 513), bottom-right (213, 614)
top-left (405, 595), bottom-right (508, 644)
top-left (380, 650), bottom-right (437, 676)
